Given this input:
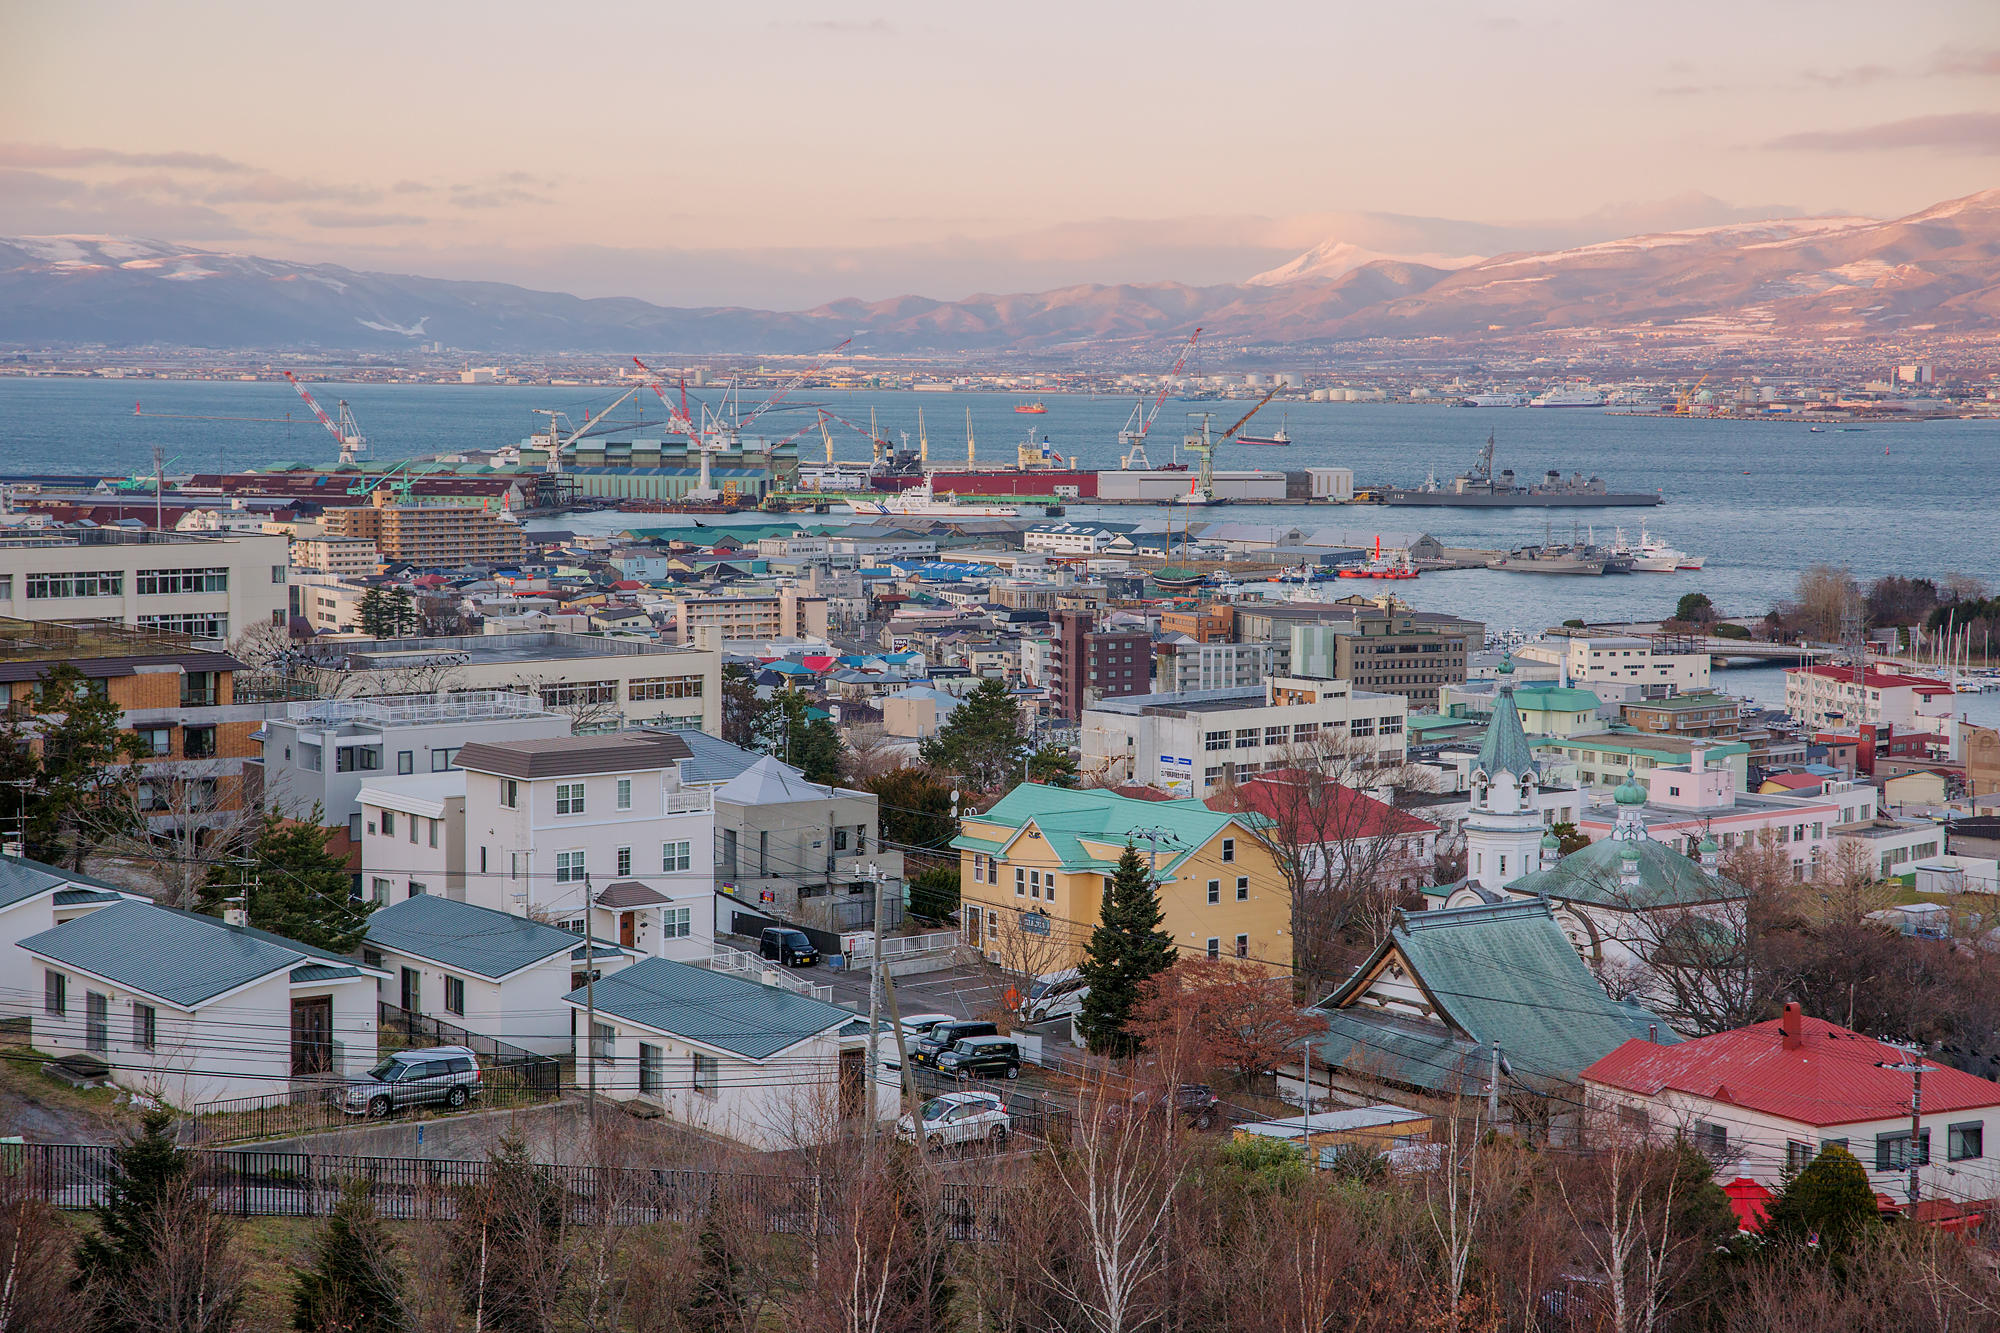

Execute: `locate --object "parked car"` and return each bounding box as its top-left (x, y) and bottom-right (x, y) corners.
top-left (897, 1090), bottom-right (1010, 1152)
top-left (1023, 967), bottom-right (1089, 1023)
top-left (897, 1013), bottom-right (959, 1057)
top-left (341, 1046), bottom-right (484, 1118)
top-left (1113, 1083), bottom-right (1220, 1131)
top-left (759, 927), bottom-right (819, 967)
top-left (936, 1035), bottom-right (1022, 1081)
top-left (913, 1019), bottom-right (999, 1068)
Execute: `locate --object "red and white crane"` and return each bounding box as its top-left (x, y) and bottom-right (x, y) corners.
top-left (1139, 327), bottom-right (1202, 440)
top-left (281, 371), bottom-right (367, 465)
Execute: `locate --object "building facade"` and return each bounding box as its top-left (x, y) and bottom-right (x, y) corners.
top-left (322, 492), bottom-right (526, 567)
top-left (1784, 665), bottom-right (1956, 730)
top-left (1048, 609), bottom-right (1151, 720)
top-left (1, 525), bottom-right (289, 641)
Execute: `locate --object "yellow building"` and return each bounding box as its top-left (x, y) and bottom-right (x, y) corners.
top-left (951, 784), bottom-right (1292, 976)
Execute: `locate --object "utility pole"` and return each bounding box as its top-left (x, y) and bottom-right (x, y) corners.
top-left (1878, 1044), bottom-right (1935, 1204)
top-left (867, 861), bottom-right (885, 1144)
top-left (584, 873), bottom-right (597, 1127)
top-left (1488, 1040), bottom-right (1502, 1128)
top-left (1301, 1033), bottom-right (1314, 1169)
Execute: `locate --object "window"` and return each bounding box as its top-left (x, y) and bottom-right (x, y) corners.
top-left (45, 970), bottom-right (66, 1017)
top-left (272, 564), bottom-right (287, 584)
top-left (432, 746), bottom-right (461, 772)
top-left (973, 853), bottom-right (986, 884)
top-left (628, 675), bottom-right (703, 700)
top-left (693, 1051), bottom-right (719, 1096)
top-left (616, 778), bottom-right (632, 810)
top-left (1207, 879), bottom-right (1220, 905)
top-left (722, 829), bottom-right (737, 875)
top-left (381, 810), bottom-right (396, 838)
top-left (1015, 868), bottom-right (1026, 897)
top-left (561, 918), bottom-right (587, 936)
top-left (1204, 766), bottom-right (1223, 784)
top-left (1949, 1122), bottom-right (1984, 1162)
top-left (555, 783), bottom-right (585, 815)
top-left (639, 1043), bottom-right (663, 1096)
top-left (1876, 1130), bottom-right (1930, 1171)
top-left (1235, 934), bottom-right (1248, 958)
top-left (137, 567), bottom-right (228, 595)
top-left (1206, 938), bottom-right (1220, 959)
top-left (480, 846), bottom-right (488, 875)
top-left (1234, 729), bottom-right (1259, 749)
top-left (1221, 838), bottom-right (1235, 863)
top-left (372, 877), bottom-right (392, 904)
top-left (409, 815), bottom-right (419, 844)
top-left (137, 612), bottom-right (228, 638)
top-left (834, 827), bottom-right (850, 852)
top-left (134, 726), bottom-right (171, 757)
top-left (183, 726), bottom-right (216, 759)
top-left (445, 976), bottom-right (465, 1016)
top-left (85, 992), bottom-right (108, 1053)
top-left (1786, 1140), bottom-right (1813, 1174)
top-left (1264, 725), bottom-right (1289, 747)
top-left (429, 818), bottom-right (439, 849)
top-left (541, 680), bottom-right (618, 708)
top-left (26, 570), bottom-right (122, 599)
top-left (133, 1002), bottom-right (156, 1052)
top-left (1350, 719), bottom-right (1375, 738)
top-left (349, 813), bottom-right (362, 844)
top-left (1205, 731), bottom-right (1230, 752)
top-left (0, 575), bottom-right (9, 599)
top-left (500, 778), bottom-right (518, 808)
top-left (758, 830), bottom-right (770, 877)
top-left (1693, 1121), bottom-right (1727, 1156)
top-left (662, 841), bottom-right (691, 872)
top-left (556, 850), bottom-right (586, 883)
top-left (591, 1023), bottom-right (615, 1063)
top-left (408, 881), bottom-right (426, 897)
top-left (398, 750), bottom-right (414, 775)
top-left (617, 846), bottom-right (633, 877)
top-left (1237, 876), bottom-right (1249, 901)
top-left (664, 906), bottom-right (691, 938)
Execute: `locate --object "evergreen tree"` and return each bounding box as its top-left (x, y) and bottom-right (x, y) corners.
top-left (720, 664), bottom-right (782, 752)
top-left (1760, 1143), bottom-right (1882, 1253)
top-left (776, 693), bottom-right (846, 785)
top-left (74, 1109), bottom-right (195, 1333)
top-left (451, 1134), bottom-right (566, 1333)
top-left (1077, 843), bottom-right (1177, 1056)
top-left (1026, 741), bottom-right (1079, 789)
top-left (907, 863), bottom-right (961, 918)
top-left (862, 767), bottom-right (956, 850)
top-left (917, 676), bottom-right (1024, 793)
top-left (681, 1194), bottom-right (746, 1333)
top-left (291, 1178), bottom-right (406, 1333)
top-left (20, 662), bottom-right (145, 870)
top-left (202, 806), bottom-right (374, 953)
top-left (1674, 592), bottom-right (1715, 624)
top-left (357, 586), bottom-right (393, 638)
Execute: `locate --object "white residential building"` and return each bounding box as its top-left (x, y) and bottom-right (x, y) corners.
top-left (1082, 675), bottom-right (1409, 796)
top-left (1784, 665), bottom-right (1957, 730)
top-left (0, 525), bottom-right (290, 641)
top-left (291, 536), bottom-right (380, 576)
top-left (358, 772), bottom-right (468, 904)
top-left (1158, 637), bottom-right (1272, 694)
top-left (1514, 635), bottom-right (1712, 695)
top-left (1023, 523), bottom-right (1121, 555)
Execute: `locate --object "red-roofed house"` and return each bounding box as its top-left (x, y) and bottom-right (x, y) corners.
top-left (1785, 665), bottom-right (1955, 731)
top-left (1583, 1003), bottom-right (2000, 1206)
top-left (1207, 772), bottom-right (1440, 896)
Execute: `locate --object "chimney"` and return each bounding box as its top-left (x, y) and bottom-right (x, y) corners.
top-left (1781, 1002), bottom-right (1803, 1051)
top-left (1690, 740), bottom-right (1705, 775)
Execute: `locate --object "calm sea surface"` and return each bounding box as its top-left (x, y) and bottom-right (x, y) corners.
top-left (4, 378), bottom-right (1996, 719)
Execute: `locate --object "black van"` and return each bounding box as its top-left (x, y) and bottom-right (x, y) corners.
top-left (759, 927), bottom-right (819, 967)
top-left (914, 1019), bottom-right (998, 1067)
top-left (936, 1035), bottom-right (1022, 1081)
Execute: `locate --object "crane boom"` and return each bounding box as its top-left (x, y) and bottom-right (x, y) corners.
top-left (1139, 327), bottom-right (1203, 439)
top-left (738, 338), bottom-right (851, 431)
top-left (630, 356), bottom-right (699, 434)
top-left (1220, 388), bottom-right (1279, 440)
top-left (282, 371), bottom-right (367, 463)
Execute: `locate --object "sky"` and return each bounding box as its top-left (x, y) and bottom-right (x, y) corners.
top-left (3, 0), bottom-right (1997, 310)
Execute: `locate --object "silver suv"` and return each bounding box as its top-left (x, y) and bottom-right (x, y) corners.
top-left (341, 1046), bottom-right (484, 1118)
top-left (897, 1090), bottom-right (1010, 1152)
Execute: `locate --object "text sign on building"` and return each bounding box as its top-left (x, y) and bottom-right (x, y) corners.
top-left (1018, 911), bottom-right (1051, 936)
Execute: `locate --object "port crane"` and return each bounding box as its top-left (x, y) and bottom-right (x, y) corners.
top-left (1219, 388), bottom-right (1279, 441)
top-left (1672, 374), bottom-right (1710, 416)
top-left (1119, 327), bottom-right (1204, 450)
top-left (346, 458), bottom-right (417, 500)
top-left (281, 371), bottom-right (368, 465)
top-left (531, 387), bottom-right (644, 473)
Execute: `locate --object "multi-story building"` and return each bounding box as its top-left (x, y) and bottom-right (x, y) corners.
top-left (1289, 614), bottom-right (1472, 710)
top-left (1048, 610), bottom-right (1150, 721)
top-left (291, 536), bottom-right (380, 576)
top-left (1022, 522), bottom-right (1123, 555)
top-left (1083, 675), bottom-right (1409, 795)
top-left (289, 572), bottom-right (368, 632)
top-left (1, 525), bottom-right (289, 641)
top-left (1160, 604), bottom-right (1235, 644)
top-left (1570, 743), bottom-right (1844, 874)
top-left (1537, 731), bottom-right (1753, 794)
top-left (668, 589), bottom-right (828, 647)
top-left (1516, 633), bottom-right (1712, 697)
top-left (322, 492), bottom-right (526, 568)
top-left (1619, 690), bottom-right (1741, 739)
top-left (1784, 665), bottom-right (1956, 730)
top-left (951, 784), bottom-right (1291, 973)
top-left (1157, 638), bottom-right (1271, 694)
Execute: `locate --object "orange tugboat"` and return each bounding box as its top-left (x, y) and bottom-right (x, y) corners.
top-left (1014, 398), bottom-right (1048, 414)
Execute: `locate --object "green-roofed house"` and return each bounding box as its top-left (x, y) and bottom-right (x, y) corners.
top-left (1285, 897), bottom-right (1677, 1134)
top-left (17, 898), bottom-right (388, 1107)
top-left (951, 783), bottom-right (1290, 976)
top-left (363, 894), bottom-right (637, 1056)
top-left (563, 957), bottom-right (891, 1148)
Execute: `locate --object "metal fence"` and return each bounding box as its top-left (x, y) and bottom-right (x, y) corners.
top-left (707, 943), bottom-right (835, 1003)
top-left (377, 1001), bottom-right (562, 1094)
top-left (6, 1143), bottom-right (997, 1238)
top-left (906, 1066), bottom-right (1072, 1142)
top-left (183, 1079), bottom-right (562, 1147)
top-left (843, 930), bottom-right (958, 963)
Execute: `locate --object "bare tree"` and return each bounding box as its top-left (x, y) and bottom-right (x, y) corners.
top-left (106, 1183), bottom-right (244, 1333)
top-left (103, 763), bottom-right (261, 909)
top-left (0, 1174), bottom-right (94, 1332)
top-left (1038, 1102), bottom-right (1179, 1333)
top-left (1422, 1107), bottom-right (1486, 1333)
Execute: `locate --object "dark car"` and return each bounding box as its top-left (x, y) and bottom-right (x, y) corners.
top-left (760, 927), bottom-right (819, 967)
top-left (936, 1035), bottom-right (1022, 1081)
top-left (1116, 1083), bottom-right (1220, 1130)
top-left (913, 1019), bottom-right (999, 1068)
top-left (340, 1046), bottom-right (484, 1118)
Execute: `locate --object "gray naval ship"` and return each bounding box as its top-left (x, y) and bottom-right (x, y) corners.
top-left (1375, 433), bottom-right (1663, 507)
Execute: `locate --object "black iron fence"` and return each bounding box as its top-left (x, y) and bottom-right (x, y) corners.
top-left (4, 1143), bottom-right (996, 1238)
top-left (183, 1079), bottom-right (562, 1147)
top-left (377, 1001), bottom-right (561, 1094)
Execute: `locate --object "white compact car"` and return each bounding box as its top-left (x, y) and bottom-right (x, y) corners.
top-left (896, 1090), bottom-right (1011, 1152)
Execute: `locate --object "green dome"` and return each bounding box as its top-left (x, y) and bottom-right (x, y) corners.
top-left (1541, 832), bottom-right (1561, 850)
top-left (1497, 650), bottom-right (1514, 676)
top-left (1613, 771), bottom-right (1647, 806)
top-left (1698, 835), bottom-right (1719, 854)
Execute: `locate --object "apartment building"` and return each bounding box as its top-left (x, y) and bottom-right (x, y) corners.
top-left (291, 536), bottom-right (380, 576)
top-left (1048, 610), bottom-right (1150, 720)
top-left (1083, 675), bottom-right (1409, 795)
top-left (322, 492), bottom-right (526, 567)
top-left (1516, 634), bottom-right (1713, 696)
top-left (1023, 522), bottom-right (1123, 555)
top-left (1620, 691), bottom-right (1742, 739)
top-left (698, 755), bottom-right (903, 934)
top-left (1784, 665), bottom-right (1956, 730)
top-left (1289, 614), bottom-right (1472, 710)
top-left (289, 572), bottom-right (368, 632)
top-left (0, 525), bottom-right (289, 641)
top-left (668, 589), bottom-right (828, 647)
top-left (1160, 604), bottom-right (1234, 644)
top-left (453, 732), bottom-right (717, 958)
top-left (1157, 638), bottom-right (1271, 694)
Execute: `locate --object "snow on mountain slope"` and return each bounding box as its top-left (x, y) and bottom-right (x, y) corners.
top-left (1247, 238), bottom-right (1485, 286)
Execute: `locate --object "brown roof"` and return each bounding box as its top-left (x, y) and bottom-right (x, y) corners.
top-left (453, 732), bottom-right (694, 779)
top-left (595, 880), bottom-right (675, 908)
top-left (0, 651), bottom-right (247, 683)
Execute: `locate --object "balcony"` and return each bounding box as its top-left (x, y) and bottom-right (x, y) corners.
top-left (665, 789), bottom-right (712, 814)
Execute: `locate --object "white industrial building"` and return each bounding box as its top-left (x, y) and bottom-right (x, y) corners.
top-left (2, 525), bottom-right (290, 641)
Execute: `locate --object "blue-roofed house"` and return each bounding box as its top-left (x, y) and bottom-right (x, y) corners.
top-left (17, 898), bottom-right (388, 1107)
top-left (565, 957), bottom-right (891, 1148)
top-left (364, 893), bottom-right (636, 1056)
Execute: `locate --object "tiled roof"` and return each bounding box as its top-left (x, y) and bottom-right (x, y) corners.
top-left (454, 732), bottom-right (693, 780)
top-left (1476, 685), bottom-right (1539, 780)
top-left (0, 855), bottom-right (129, 912)
top-left (20, 901), bottom-right (343, 1009)
top-left (1583, 1011), bottom-right (2000, 1127)
top-left (1320, 898), bottom-right (1676, 1089)
top-left (366, 894), bottom-right (622, 980)
top-left (595, 880), bottom-right (674, 909)
top-left (1210, 774), bottom-right (1439, 840)
top-left (566, 957), bottom-right (852, 1060)
top-left (1502, 835), bottom-right (1747, 908)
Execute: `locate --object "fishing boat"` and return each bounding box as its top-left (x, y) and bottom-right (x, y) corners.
top-left (1337, 536), bottom-right (1418, 580)
top-left (1014, 399), bottom-right (1048, 414)
top-left (845, 477), bottom-right (1019, 518)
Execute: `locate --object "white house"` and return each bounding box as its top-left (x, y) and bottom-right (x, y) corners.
top-left (566, 957), bottom-right (894, 1150)
top-left (1784, 665), bottom-right (1956, 731)
top-left (1583, 1004), bottom-right (2000, 1210)
top-left (1516, 636), bottom-right (1713, 696)
top-left (359, 771), bottom-right (467, 903)
top-left (0, 858), bottom-right (145, 992)
top-left (363, 894), bottom-right (635, 1056)
top-left (19, 899), bottom-right (383, 1108)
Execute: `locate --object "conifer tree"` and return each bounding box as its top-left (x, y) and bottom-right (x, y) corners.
top-left (917, 675), bottom-right (1024, 793)
top-left (74, 1109), bottom-right (195, 1333)
top-left (1077, 843), bottom-right (1177, 1056)
top-left (681, 1194), bottom-right (747, 1333)
top-left (1760, 1143), bottom-right (1882, 1253)
top-left (202, 806), bottom-right (374, 953)
top-left (291, 1178), bottom-right (406, 1333)
top-left (18, 662), bottom-right (145, 870)
top-left (776, 692), bottom-right (846, 785)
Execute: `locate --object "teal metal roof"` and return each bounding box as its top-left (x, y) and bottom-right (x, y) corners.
top-left (366, 894), bottom-right (620, 980)
top-left (291, 964), bottom-right (363, 983)
top-left (53, 890), bottom-right (123, 907)
top-left (567, 958), bottom-right (853, 1061)
top-left (1319, 898), bottom-right (1675, 1089)
top-left (1475, 686), bottom-right (1539, 779)
top-left (950, 783), bottom-right (1267, 881)
top-left (1502, 836), bottom-right (1747, 908)
top-left (19, 901), bottom-right (324, 1009)
top-left (0, 855), bottom-right (128, 912)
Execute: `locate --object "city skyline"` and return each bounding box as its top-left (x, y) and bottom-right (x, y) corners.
top-left (3, 0), bottom-right (1998, 308)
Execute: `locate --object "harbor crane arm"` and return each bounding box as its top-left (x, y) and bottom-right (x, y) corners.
top-left (1139, 327), bottom-right (1203, 439)
top-left (630, 356), bottom-right (700, 434)
top-left (282, 371), bottom-right (367, 462)
top-left (737, 338), bottom-right (852, 431)
top-left (1219, 388), bottom-right (1279, 440)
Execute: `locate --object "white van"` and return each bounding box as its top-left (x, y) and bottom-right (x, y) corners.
top-left (1024, 967), bottom-right (1089, 1023)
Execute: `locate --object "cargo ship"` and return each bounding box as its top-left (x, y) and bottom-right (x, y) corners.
top-left (846, 477), bottom-right (1020, 518)
top-left (1375, 433), bottom-right (1662, 508)
top-left (1015, 399), bottom-right (1048, 414)
top-left (1236, 417), bottom-right (1292, 447)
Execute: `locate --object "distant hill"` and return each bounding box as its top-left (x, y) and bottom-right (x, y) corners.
top-left (3, 189), bottom-right (1995, 353)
